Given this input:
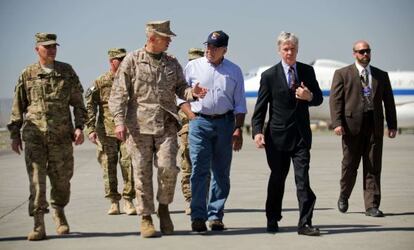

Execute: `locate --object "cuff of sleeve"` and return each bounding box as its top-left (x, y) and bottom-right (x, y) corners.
top-left (9, 130), bottom-right (21, 140)
top-left (308, 92), bottom-right (314, 102)
top-left (75, 125), bottom-right (84, 130)
top-left (85, 127), bottom-right (95, 135)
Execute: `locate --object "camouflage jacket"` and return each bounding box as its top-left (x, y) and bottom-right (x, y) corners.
top-left (7, 61), bottom-right (87, 143)
top-left (85, 71), bottom-right (117, 137)
top-left (108, 48), bottom-right (194, 135)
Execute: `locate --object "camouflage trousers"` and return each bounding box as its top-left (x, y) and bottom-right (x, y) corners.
top-left (127, 125), bottom-right (180, 216)
top-left (96, 133), bottom-right (135, 201)
top-left (178, 124), bottom-right (192, 202)
top-left (25, 141), bottom-right (74, 215)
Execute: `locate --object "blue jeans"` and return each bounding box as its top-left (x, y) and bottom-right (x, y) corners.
top-left (189, 113), bottom-right (234, 221)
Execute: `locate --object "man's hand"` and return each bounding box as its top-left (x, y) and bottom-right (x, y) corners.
top-left (388, 129), bottom-right (397, 138)
top-left (232, 128), bottom-right (243, 151)
top-left (88, 132), bottom-right (98, 144)
top-left (192, 82), bottom-right (208, 99)
top-left (254, 133), bottom-right (265, 148)
top-left (11, 138), bottom-right (23, 155)
top-left (115, 125), bottom-right (127, 142)
top-left (73, 128), bottom-right (84, 145)
top-left (295, 82), bottom-right (313, 101)
top-left (334, 126), bottom-right (345, 136)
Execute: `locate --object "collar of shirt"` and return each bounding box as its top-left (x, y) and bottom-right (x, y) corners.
top-left (355, 62), bottom-right (371, 76)
top-left (355, 62), bottom-right (372, 86)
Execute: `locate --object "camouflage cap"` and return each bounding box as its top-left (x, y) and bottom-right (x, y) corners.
top-left (35, 32), bottom-right (59, 46)
top-left (108, 48), bottom-right (127, 59)
top-left (188, 48), bottom-right (204, 61)
top-left (146, 20), bottom-right (176, 37)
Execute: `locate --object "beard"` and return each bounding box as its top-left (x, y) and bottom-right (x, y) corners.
top-left (357, 56), bottom-right (370, 65)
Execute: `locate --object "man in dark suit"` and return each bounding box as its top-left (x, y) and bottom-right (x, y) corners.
top-left (251, 32), bottom-right (323, 236)
top-left (329, 40), bottom-right (397, 217)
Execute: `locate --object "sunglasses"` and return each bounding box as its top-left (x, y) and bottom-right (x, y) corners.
top-left (355, 49), bottom-right (371, 55)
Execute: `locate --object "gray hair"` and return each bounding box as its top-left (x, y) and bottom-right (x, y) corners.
top-left (277, 31), bottom-right (299, 48)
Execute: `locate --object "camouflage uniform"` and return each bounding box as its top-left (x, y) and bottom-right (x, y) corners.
top-left (178, 48), bottom-right (205, 203)
top-left (7, 52), bottom-right (86, 216)
top-left (109, 46), bottom-right (194, 216)
top-left (85, 68), bottom-right (135, 202)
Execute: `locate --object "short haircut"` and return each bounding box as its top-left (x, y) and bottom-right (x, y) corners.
top-left (277, 31), bottom-right (299, 49)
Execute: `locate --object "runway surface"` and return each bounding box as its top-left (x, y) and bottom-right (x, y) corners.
top-left (0, 133), bottom-right (413, 250)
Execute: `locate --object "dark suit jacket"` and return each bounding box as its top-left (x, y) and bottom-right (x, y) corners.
top-left (329, 64), bottom-right (397, 137)
top-left (251, 61), bottom-right (323, 150)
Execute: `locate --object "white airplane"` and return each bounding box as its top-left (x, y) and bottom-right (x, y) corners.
top-left (244, 59), bottom-right (414, 130)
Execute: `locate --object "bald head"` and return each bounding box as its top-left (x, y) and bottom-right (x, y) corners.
top-left (353, 40), bottom-right (370, 52)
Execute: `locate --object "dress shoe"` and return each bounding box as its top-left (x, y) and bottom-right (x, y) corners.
top-left (191, 219), bottom-right (207, 232)
top-left (365, 207), bottom-right (384, 217)
top-left (337, 197), bottom-right (348, 213)
top-left (209, 220), bottom-right (226, 231)
top-left (298, 224), bottom-right (320, 236)
top-left (266, 220), bottom-right (279, 233)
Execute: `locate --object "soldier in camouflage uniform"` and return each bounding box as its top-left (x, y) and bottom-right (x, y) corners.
top-left (178, 48), bottom-right (204, 215)
top-left (85, 48), bottom-right (136, 216)
top-left (108, 20), bottom-right (207, 238)
top-left (7, 33), bottom-right (87, 241)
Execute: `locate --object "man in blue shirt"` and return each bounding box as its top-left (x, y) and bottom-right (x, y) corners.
top-left (181, 30), bottom-right (247, 232)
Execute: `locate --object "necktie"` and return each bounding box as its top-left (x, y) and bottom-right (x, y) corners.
top-left (288, 66), bottom-right (297, 91)
top-left (361, 68), bottom-right (372, 110)
top-left (361, 68), bottom-right (368, 87)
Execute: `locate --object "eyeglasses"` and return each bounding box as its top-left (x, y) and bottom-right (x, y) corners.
top-left (354, 49), bottom-right (371, 55)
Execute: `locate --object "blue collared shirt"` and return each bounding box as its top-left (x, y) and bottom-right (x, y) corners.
top-left (281, 60), bottom-right (298, 86)
top-left (180, 56), bottom-right (247, 115)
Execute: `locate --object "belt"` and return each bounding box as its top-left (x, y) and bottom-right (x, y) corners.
top-left (194, 110), bottom-right (233, 119)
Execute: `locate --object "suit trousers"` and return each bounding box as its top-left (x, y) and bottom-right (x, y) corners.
top-left (340, 111), bottom-right (383, 209)
top-left (264, 130), bottom-right (316, 227)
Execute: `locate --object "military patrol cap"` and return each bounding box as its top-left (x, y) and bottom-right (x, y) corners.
top-left (146, 20), bottom-right (176, 37)
top-left (204, 30), bottom-right (229, 47)
top-left (35, 32), bottom-right (59, 46)
top-left (108, 48), bottom-right (127, 59)
top-left (188, 48), bottom-right (204, 61)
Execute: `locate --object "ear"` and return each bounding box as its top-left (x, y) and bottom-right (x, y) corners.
top-left (223, 47), bottom-right (228, 55)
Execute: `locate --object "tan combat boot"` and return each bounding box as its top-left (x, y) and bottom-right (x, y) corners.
top-left (157, 204), bottom-right (174, 235)
top-left (53, 207), bottom-right (70, 235)
top-left (27, 213), bottom-right (46, 241)
top-left (124, 199), bottom-right (137, 215)
top-left (107, 201), bottom-right (120, 215)
top-left (184, 201), bottom-right (191, 215)
top-left (140, 215), bottom-right (156, 238)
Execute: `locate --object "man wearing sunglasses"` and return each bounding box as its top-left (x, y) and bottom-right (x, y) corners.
top-left (329, 40), bottom-right (397, 217)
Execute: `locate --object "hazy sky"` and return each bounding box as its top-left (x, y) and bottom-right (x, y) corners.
top-left (0, 0), bottom-right (413, 98)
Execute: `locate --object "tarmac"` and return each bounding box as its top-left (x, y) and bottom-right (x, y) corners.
top-left (0, 132), bottom-right (413, 250)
